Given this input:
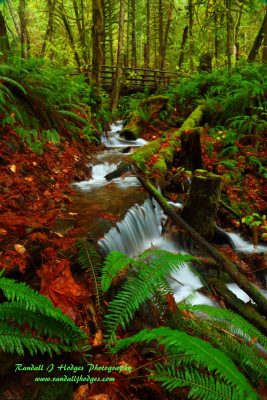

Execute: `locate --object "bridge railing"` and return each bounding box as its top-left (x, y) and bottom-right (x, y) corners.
top-left (87, 65), bottom-right (178, 88)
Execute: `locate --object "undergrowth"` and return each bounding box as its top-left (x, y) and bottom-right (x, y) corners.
top-left (0, 57), bottom-right (110, 152)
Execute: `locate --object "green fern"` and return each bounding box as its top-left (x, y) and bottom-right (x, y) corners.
top-left (101, 251), bottom-right (133, 293)
top-left (112, 327), bottom-right (259, 400)
top-left (58, 110), bottom-right (88, 125)
top-left (0, 270), bottom-right (89, 356)
top-left (103, 249), bottom-right (193, 344)
top-left (76, 240), bottom-right (102, 313)
top-left (181, 304), bottom-right (267, 349)
top-left (0, 76), bottom-right (27, 95)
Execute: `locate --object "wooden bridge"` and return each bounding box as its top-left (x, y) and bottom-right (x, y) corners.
top-left (87, 65), bottom-right (178, 93)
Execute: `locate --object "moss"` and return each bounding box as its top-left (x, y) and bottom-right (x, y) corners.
top-left (159, 145), bottom-right (173, 164)
top-left (151, 158), bottom-right (168, 176)
top-left (131, 139), bottom-right (161, 169)
top-left (121, 122), bottom-right (143, 140)
top-left (180, 105), bottom-right (204, 131)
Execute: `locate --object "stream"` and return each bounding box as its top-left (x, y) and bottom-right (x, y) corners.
top-left (70, 122), bottom-right (267, 307)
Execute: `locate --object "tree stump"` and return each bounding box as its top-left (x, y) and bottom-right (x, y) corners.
top-left (181, 170), bottom-right (222, 241)
top-left (180, 127), bottom-right (203, 170)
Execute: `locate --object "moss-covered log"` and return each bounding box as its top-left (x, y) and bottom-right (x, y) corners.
top-left (131, 104), bottom-right (205, 176)
top-left (180, 127), bottom-right (203, 170)
top-left (181, 170), bottom-right (222, 241)
top-left (138, 176), bottom-right (267, 319)
top-left (105, 105), bottom-right (205, 182)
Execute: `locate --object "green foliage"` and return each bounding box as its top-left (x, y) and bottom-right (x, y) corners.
top-left (103, 249), bottom-right (194, 345)
top-left (101, 251), bottom-right (132, 293)
top-left (112, 327), bottom-right (259, 400)
top-left (0, 57), bottom-right (104, 147)
top-left (215, 159), bottom-right (237, 170)
top-left (76, 240), bottom-right (102, 313)
top-left (248, 156), bottom-right (267, 178)
top-left (103, 249), bottom-right (266, 398)
top-left (0, 270), bottom-right (89, 357)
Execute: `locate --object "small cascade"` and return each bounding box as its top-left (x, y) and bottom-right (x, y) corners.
top-left (227, 232), bottom-right (267, 254)
top-left (101, 121), bottom-right (148, 148)
top-left (98, 197), bottom-right (215, 305)
top-left (98, 198), bottom-right (163, 256)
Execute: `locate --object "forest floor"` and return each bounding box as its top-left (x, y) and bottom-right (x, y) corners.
top-left (0, 115), bottom-right (267, 399)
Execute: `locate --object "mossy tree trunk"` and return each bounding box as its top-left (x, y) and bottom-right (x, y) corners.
top-left (0, 11), bottom-right (10, 61)
top-left (110, 0), bottom-right (125, 110)
top-left (92, 0), bottom-right (104, 91)
top-left (181, 170), bottom-right (222, 241)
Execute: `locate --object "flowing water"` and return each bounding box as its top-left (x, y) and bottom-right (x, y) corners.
top-left (70, 122), bottom-right (266, 306)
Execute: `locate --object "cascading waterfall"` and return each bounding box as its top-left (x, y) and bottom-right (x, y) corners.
top-left (98, 198), bottom-right (163, 257)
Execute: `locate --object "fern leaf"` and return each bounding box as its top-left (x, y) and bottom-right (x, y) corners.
top-left (104, 250), bottom-right (193, 344)
top-left (182, 305), bottom-right (267, 349)
top-left (76, 240), bottom-right (102, 312)
top-left (0, 76), bottom-right (27, 95)
top-left (101, 251), bottom-right (132, 292)
top-left (58, 110), bottom-right (88, 124)
top-left (0, 322), bottom-right (64, 357)
top-left (112, 327), bottom-right (259, 399)
top-left (153, 366), bottom-right (238, 400)
top-left (0, 275), bottom-right (87, 339)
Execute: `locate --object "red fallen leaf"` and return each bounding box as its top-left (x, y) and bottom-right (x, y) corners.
top-left (37, 259), bottom-right (87, 320)
top-left (29, 232), bottom-right (48, 242)
top-left (43, 247), bottom-right (57, 261)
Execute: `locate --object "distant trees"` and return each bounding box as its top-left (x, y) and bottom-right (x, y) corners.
top-left (0, 0), bottom-right (266, 97)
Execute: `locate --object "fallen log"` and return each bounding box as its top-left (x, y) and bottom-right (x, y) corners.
top-left (138, 176), bottom-right (267, 318)
top-left (105, 105), bottom-right (205, 181)
top-left (208, 278), bottom-right (267, 335)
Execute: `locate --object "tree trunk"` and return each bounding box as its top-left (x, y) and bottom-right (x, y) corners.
top-left (225, 0), bottom-right (233, 73)
top-left (248, 9), bottom-right (267, 62)
top-left (262, 6), bottom-right (267, 64)
top-left (6, 0), bottom-right (20, 40)
top-left (160, 0), bottom-right (174, 70)
top-left (181, 170), bottom-right (222, 241)
top-left (18, 0), bottom-right (29, 58)
top-left (144, 0), bottom-right (150, 68)
top-left (188, 0), bottom-right (194, 71)
top-left (73, 0), bottom-right (88, 65)
top-left (233, 5), bottom-right (243, 62)
top-left (214, 11), bottom-right (219, 65)
top-left (178, 26), bottom-right (188, 69)
top-left (158, 0), bottom-right (164, 69)
top-left (138, 177), bottom-right (267, 317)
top-left (41, 0), bottom-right (57, 56)
top-left (110, 0), bottom-right (125, 110)
top-left (0, 11), bottom-right (10, 61)
top-left (92, 0), bottom-right (104, 90)
top-left (59, 4), bottom-right (81, 69)
top-left (131, 0), bottom-right (137, 68)
top-left (180, 128), bottom-right (203, 170)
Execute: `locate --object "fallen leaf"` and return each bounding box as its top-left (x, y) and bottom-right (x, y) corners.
top-left (93, 330), bottom-right (103, 346)
top-left (0, 228), bottom-right (7, 236)
top-left (9, 164), bottom-right (16, 173)
top-left (14, 244), bottom-right (26, 255)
